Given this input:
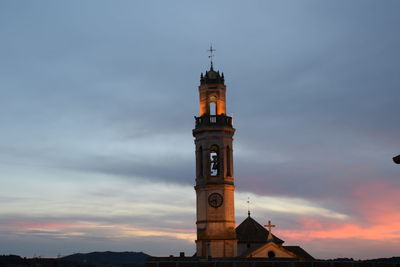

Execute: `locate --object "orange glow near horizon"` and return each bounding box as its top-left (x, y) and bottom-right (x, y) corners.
top-left (280, 182), bottom-right (400, 242)
top-left (280, 220), bottom-right (400, 241)
top-left (3, 182), bottom-right (399, 247)
top-left (9, 217), bottom-right (400, 245)
top-left (6, 220), bottom-right (196, 242)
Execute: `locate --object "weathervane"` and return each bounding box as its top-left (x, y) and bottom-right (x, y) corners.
top-left (207, 44), bottom-right (216, 69)
top-left (247, 197), bottom-right (251, 217)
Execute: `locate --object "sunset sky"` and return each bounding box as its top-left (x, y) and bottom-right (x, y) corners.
top-left (0, 0), bottom-right (399, 260)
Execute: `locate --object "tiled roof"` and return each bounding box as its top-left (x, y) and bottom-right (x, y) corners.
top-left (283, 246), bottom-right (314, 260)
top-left (235, 216), bottom-right (284, 245)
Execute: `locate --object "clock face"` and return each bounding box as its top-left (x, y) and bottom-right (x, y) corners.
top-left (208, 193), bottom-right (223, 208)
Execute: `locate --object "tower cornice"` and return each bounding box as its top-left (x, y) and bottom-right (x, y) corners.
top-left (200, 68), bottom-right (225, 85)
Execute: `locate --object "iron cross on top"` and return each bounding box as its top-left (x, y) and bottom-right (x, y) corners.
top-left (208, 45), bottom-right (215, 60)
top-left (207, 45), bottom-right (216, 67)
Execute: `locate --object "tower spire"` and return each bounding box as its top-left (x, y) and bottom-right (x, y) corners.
top-left (207, 44), bottom-right (216, 70)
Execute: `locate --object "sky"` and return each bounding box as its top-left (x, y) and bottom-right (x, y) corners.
top-left (0, 0), bottom-right (399, 260)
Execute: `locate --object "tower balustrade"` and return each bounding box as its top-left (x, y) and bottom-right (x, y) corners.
top-left (195, 115), bottom-right (233, 128)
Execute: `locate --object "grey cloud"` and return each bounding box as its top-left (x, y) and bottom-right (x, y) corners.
top-left (1, 0), bottom-right (400, 258)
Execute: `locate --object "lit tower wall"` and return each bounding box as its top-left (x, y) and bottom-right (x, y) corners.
top-left (193, 65), bottom-right (237, 258)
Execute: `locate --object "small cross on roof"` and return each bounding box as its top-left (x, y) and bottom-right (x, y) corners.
top-left (264, 220), bottom-right (276, 241)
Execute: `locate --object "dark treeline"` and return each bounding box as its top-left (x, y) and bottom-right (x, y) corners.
top-left (1, 254), bottom-right (399, 267)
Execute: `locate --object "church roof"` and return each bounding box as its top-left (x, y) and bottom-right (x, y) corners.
top-left (239, 243), bottom-right (314, 260)
top-left (200, 65), bottom-right (225, 85)
top-left (235, 216), bottom-right (284, 245)
top-left (283, 246), bottom-right (315, 260)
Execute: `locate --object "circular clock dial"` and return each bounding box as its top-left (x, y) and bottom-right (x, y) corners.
top-left (208, 193), bottom-right (223, 208)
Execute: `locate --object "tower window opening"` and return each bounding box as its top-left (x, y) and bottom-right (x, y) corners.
top-left (268, 251), bottom-right (275, 258)
top-left (209, 96), bottom-right (217, 116)
top-left (209, 102), bottom-right (216, 116)
top-left (210, 145), bottom-right (219, 176)
top-left (226, 146), bottom-right (231, 177)
top-left (198, 146), bottom-right (203, 178)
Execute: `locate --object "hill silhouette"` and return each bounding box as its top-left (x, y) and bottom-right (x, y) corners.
top-left (0, 251), bottom-right (149, 266)
top-left (61, 251), bottom-right (149, 266)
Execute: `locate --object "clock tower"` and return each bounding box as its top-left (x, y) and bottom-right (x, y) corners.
top-left (193, 63), bottom-right (237, 258)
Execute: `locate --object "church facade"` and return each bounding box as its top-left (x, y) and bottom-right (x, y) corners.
top-left (192, 64), bottom-right (313, 260)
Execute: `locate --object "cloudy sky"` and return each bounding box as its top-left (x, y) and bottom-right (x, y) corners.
top-left (0, 0), bottom-right (399, 260)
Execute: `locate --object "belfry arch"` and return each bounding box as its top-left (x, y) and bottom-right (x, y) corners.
top-left (197, 146), bottom-right (203, 178)
top-left (209, 96), bottom-right (217, 115)
top-left (209, 145), bottom-right (219, 176)
top-left (226, 146), bottom-right (232, 177)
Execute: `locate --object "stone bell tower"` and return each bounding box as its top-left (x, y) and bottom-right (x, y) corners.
top-left (193, 62), bottom-right (237, 258)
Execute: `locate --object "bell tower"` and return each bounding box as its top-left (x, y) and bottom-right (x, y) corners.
top-left (193, 63), bottom-right (237, 258)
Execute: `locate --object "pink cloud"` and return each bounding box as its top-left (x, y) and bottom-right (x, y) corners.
top-left (10, 221), bottom-right (94, 231)
top-left (351, 182), bottom-right (400, 223)
top-left (278, 181), bottom-right (400, 243)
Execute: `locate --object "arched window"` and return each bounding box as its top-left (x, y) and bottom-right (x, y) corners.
top-left (268, 251), bottom-right (275, 258)
top-left (226, 146), bottom-right (231, 177)
top-left (198, 146), bottom-right (203, 178)
top-left (209, 96), bottom-right (217, 115)
top-left (209, 102), bottom-right (216, 116)
top-left (210, 145), bottom-right (219, 176)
